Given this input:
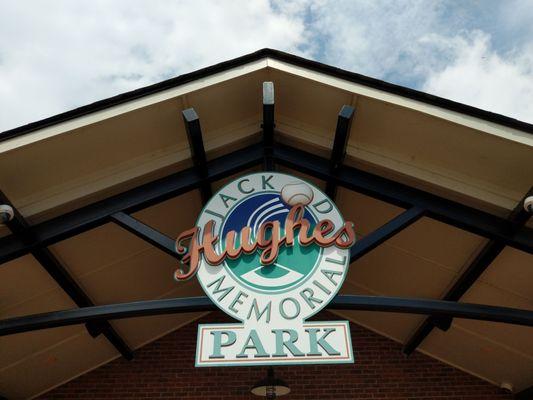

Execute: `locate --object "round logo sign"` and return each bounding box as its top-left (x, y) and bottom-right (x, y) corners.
top-left (189, 172), bottom-right (354, 325)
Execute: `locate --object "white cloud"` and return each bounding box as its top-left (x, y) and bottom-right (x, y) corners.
top-left (302, 0), bottom-right (533, 123)
top-left (303, 0), bottom-right (453, 82)
top-left (1, 0), bottom-right (533, 131)
top-left (0, 0), bottom-right (308, 131)
top-left (422, 32), bottom-right (533, 123)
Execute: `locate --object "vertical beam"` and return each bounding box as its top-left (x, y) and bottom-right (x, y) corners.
top-left (403, 187), bottom-right (533, 355)
top-left (182, 108), bottom-right (212, 204)
top-left (262, 82), bottom-right (275, 171)
top-left (325, 105), bottom-right (355, 199)
top-left (0, 191), bottom-right (133, 360)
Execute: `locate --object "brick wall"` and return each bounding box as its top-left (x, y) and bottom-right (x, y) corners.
top-left (39, 311), bottom-right (512, 399)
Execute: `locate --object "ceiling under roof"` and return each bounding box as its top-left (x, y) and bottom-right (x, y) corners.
top-left (0, 49), bottom-right (531, 399)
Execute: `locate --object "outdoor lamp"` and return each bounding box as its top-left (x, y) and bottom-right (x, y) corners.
top-left (251, 367), bottom-right (290, 399)
top-left (0, 204), bottom-right (14, 225)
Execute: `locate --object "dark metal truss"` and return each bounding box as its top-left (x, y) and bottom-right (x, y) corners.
top-left (0, 294), bottom-right (532, 337)
top-left (0, 84), bottom-right (532, 384)
top-left (1, 141), bottom-right (531, 265)
top-left (403, 188), bottom-right (533, 355)
top-left (0, 190), bottom-right (133, 360)
top-left (325, 105), bottom-right (355, 200)
top-left (516, 385), bottom-right (533, 400)
top-left (0, 144), bottom-right (532, 266)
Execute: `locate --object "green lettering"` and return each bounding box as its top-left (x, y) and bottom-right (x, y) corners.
top-left (272, 329), bottom-right (304, 357)
top-left (209, 330), bottom-right (236, 359)
top-left (306, 328), bottom-right (340, 356)
top-left (236, 329), bottom-right (269, 358)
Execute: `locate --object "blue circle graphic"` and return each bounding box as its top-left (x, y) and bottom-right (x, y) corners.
top-left (220, 193), bottom-right (321, 293)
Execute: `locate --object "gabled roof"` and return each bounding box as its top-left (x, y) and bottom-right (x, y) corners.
top-left (0, 49), bottom-right (531, 399)
top-left (2, 48), bottom-right (533, 143)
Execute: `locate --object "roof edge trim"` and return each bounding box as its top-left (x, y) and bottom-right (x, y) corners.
top-left (1, 48), bottom-right (533, 144)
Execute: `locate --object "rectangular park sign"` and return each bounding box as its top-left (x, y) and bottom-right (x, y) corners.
top-left (195, 321), bottom-right (354, 367)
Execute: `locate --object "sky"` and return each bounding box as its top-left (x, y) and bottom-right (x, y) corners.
top-left (1, 0), bottom-right (532, 132)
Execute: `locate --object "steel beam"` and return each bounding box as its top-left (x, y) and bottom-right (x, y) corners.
top-left (350, 206), bottom-right (425, 263)
top-left (111, 212), bottom-right (177, 258)
top-left (113, 201), bottom-right (425, 267)
top-left (0, 143), bottom-right (263, 266)
top-left (182, 108), bottom-right (212, 204)
top-left (0, 142), bottom-right (531, 269)
top-left (325, 105), bottom-right (355, 199)
top-left (402, 188), bottom-right (533, 355)
top-left (262, 82), bottom-right (275, 171)
top-left (516, 385), bottom-right (533, 399)
top-left (273, 144), bottom-right (533, 254)
top-left (0, 191), bottom-right (133, 360)
top-left (1, 295), bottom-right (532, 337)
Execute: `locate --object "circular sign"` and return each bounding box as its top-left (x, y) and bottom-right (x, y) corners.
top-left (195, 172), bottom-right (352, 324)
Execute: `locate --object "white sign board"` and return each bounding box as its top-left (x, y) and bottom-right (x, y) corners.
top-left (174, 173), bottom-right (356, 367)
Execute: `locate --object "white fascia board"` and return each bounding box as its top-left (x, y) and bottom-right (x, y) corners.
top-left (0, 59), bottom-right (269, 154)
top-left (266, 58), bottom-right (533, 148)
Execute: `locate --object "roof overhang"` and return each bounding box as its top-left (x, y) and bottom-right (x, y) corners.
top-left (0, 49), bottom-right (532, 399)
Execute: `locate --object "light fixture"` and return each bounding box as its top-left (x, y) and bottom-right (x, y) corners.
top-left (0, 204), bottom-right (14, 225)
top-left (251, 367), bottom-right (290, 399)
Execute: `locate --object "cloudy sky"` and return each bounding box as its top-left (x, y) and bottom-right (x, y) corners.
top-left (1, 0), bottom-right (532, 132)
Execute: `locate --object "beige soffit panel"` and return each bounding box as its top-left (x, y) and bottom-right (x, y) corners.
top-left (0, 75), bottom-right (265, 221)
top-left (0, 290), bottom-right (80, 370)
top-left (336, 279), bottom-right (425, 344)
top-left (0, 255), bottom-right (60, 313)
top-left (2, 332), bottom-right (118, 399)
top-left (271, 68), bottom-right (531, 211)
top-left (476, 247), bottom-right (533, 301)
top-left (419, 323), bottom-right (533, 392)
top-left (0, 59), bottom-right (268, 154)
top-left (459, 281), bottom-right (533, 359)
top-left (266, 57), bottom-right (533, 147)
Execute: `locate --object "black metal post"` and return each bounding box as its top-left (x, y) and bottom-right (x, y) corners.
top-left (325, 105), bottom-right (355, 199)
top-left (262, 81), bottom-right (275, 171)
top-left (402, 187), bottom-right (533, 355)
top-left (182, 108), bottom-right (212, 204)
top-left (0, 191), bottom-right (133, 360)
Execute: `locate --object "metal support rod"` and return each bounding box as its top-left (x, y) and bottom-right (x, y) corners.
top-left (272, 144), bottom-right (533, 254)
top-left (182, 108), bottom-right (212, 204)
top-left (1, 295), bottom-right (532, 337)
top-left (262, 82), bottom-right (275, 171)
top-left (351, 206), bottom-right (425, 263)
top-left (402, 187), bottom-right (533, 355)
top-left (516, 385), bottom-right (533, 399)
top-left (0, 143), bottom-right (531, 268)
top-left (325, 105), bottom-right (355, 199)
top-left (111, 212), bottom-right (178, 258)
top-left (0, 191), bottom-right (133, 360)
top-left (0, 143), bottom-right (263, 266)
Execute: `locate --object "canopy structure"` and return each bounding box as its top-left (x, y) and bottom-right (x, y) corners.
top-left (0, 49), bottom-right (531, 399)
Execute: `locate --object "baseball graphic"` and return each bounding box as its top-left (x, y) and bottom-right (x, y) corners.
top-left (281, 182), bottom-right (314, 206)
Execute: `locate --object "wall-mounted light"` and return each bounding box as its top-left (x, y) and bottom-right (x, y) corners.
top-left (251, 367), bottom-right (290, 399)
top-left (0, 204), bottom-right (14, 225)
